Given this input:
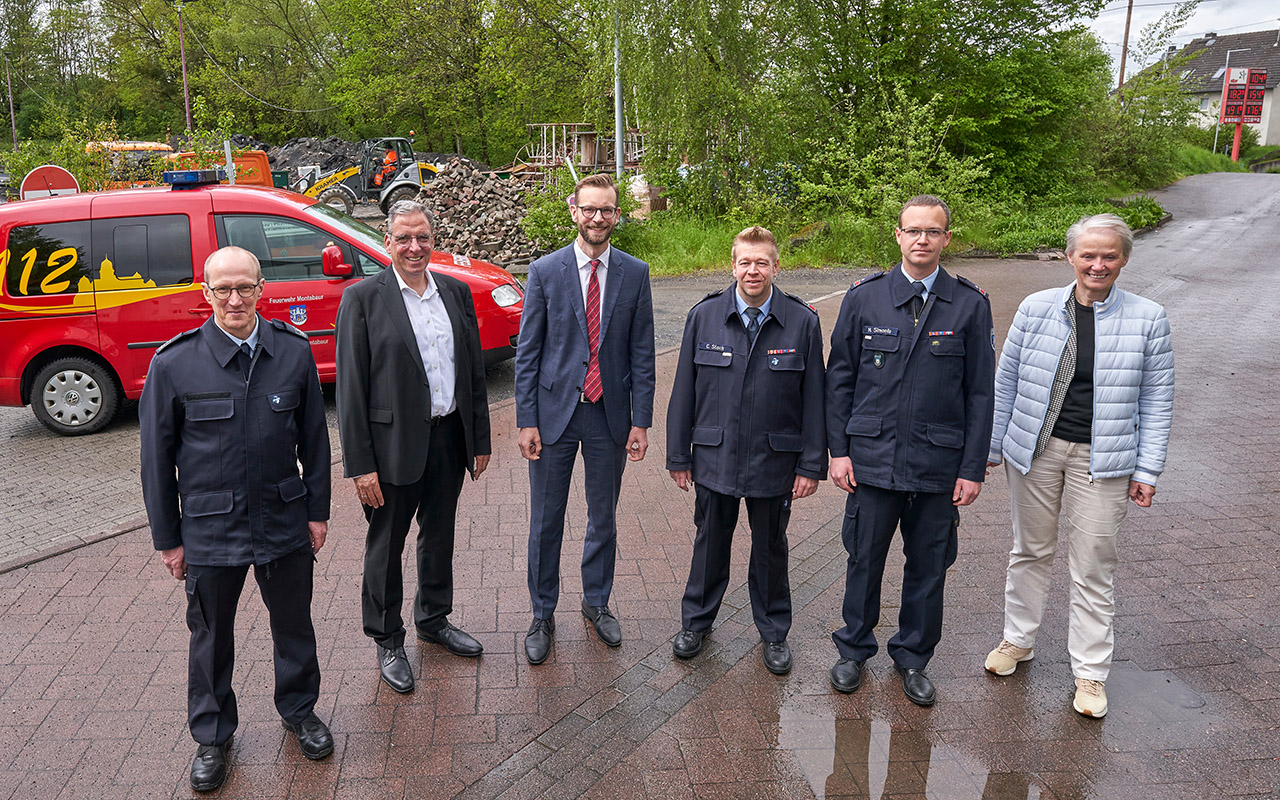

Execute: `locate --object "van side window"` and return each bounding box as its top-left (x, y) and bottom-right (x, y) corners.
top-left (91, 215), bottom-right (193, 290)
top-left (217, 215), bottom-right (336, 281)
top-left (2, 221), bottom-right (92, 296)
top-left (357, 252), bottom-right (386, 276)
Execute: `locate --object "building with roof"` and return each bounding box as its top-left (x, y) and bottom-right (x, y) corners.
top-left (1169, 29), bottom-right (1280, 147)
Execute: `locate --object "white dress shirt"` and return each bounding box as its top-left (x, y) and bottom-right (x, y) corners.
top-left (573, 240), bottom-right (611, 312)
top-left (393, 267), bottom-right (457, 417)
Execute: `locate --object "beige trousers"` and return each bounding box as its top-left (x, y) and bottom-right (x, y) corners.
top-left (1002, 437), bottom-right (1130, 681)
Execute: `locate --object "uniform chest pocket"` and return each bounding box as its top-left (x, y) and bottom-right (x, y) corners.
top-left (264, 389), bottom-right (300, 412)
top-left (693, 348), bottom-right (733, 367)
top-left (185, 396), bottom-right (233, 422)
top-left (929, 337), bottom-right (965, 356)
top-left (866, 334), bottom-right (900, 353)
top-left (767, 354), bottom-right (804, 371)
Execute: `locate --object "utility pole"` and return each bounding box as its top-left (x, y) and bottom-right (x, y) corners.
top-left (1116, 0), bottom-right (1134, 100)
top-left (614, 8), bottom-right (625, 183)
top-left (175, 0), bottom-right (196, 131)
top-left (4, 53), bottom-right (16, 151)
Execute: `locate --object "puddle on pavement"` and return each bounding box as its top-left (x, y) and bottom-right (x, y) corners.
top-left (779, 712), bottom-right (1041, 800)
top-left (773, 665), bottom-right (1212, 799)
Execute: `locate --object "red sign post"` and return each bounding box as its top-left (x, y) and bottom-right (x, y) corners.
top-left (19, 165), bottom-right (80, 201)
top-left (1219, 67), bottom-right (1268, 163)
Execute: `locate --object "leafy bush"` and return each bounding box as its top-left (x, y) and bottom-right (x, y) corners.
top-left (799, 85), bottom-right (990, 226)
top-left (1114, 196), bottom-right (1165, 230)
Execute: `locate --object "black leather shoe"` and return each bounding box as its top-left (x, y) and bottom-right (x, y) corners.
top-left (896, 665), bottom-right (936, 706)
top-left (282, 712), bottom-right (334, 760)
top-left (418, 622), bottom-right (483, 657)
top-left (672, 629), bottom-right (704, 659)
top-left (580, 599), bottom-right (622, 647)
top-left (525, 617), bottom-right (555, 665)
top-left (829, 658), bottom-right (865, 693)
top-left (190, 743), bottom-right (228, 792)
top-left (377, 644), bottom-right (414, 693)
top-left (763, 640), bottom-right (792, 675)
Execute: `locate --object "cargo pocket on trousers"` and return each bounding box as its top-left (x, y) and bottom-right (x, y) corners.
top-left (945, 508), bottom-right (960, 569)
top-left (841, 504), bottom-right (860, 565)
top-left (185, 574), bottom-right (209, 633)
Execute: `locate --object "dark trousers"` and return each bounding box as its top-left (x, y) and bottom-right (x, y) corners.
top-left (832, 483), bottom-right (959, 669)
top-left (185, 546), bottom-right (319, 747)
top-left (681, 485), bottom-right (792, 642)
top-left (362, 411), bottom-right (466, 649)
top-left (527, 400), bottom-right (627, 618)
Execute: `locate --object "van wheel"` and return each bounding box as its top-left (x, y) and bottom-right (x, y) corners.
top-left (382, 185), bottom-right (420, 214)
top-left (31, 357), bottom-right (120, 436)
top-left (317, 188), bottom-right (354, 215)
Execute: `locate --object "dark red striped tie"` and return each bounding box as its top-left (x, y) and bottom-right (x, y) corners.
top-left (583, 259), bottom-right (603, 402)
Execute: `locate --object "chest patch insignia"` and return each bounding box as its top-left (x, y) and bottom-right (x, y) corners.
top-left (270, 394), bottom-right (282, 406)
top-left (873, 352), bottom-right (885, 369)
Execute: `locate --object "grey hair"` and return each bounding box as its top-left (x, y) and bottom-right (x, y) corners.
top-left (1065, 213), bottom-right (1133, 258)
top-left (385, 199), bottom-right (435, 232)
top-left (204, 245), bottom-right (262, 282)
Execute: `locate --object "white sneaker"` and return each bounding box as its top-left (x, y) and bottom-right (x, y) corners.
top-left (1073, 678), bottom-right (1108, 718)
top-left (984, 640), bottom-right (1034, 676)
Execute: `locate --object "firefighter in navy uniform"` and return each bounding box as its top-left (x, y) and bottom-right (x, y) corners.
top-left (666, 226), bottom-right (826, 675)
top-left (826, 196), bottom-right (995, 706)
top-left (140, 247), bottom-right (334, 792)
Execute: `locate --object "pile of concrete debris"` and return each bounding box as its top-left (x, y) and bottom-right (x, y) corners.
top-left (268, 137), bottom-right (363, 174)
top-left (413, 157), bottom-right (534, 265)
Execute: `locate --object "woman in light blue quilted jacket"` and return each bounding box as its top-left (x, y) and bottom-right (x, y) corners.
top-left (982, 213), bottom-right (1174, 720)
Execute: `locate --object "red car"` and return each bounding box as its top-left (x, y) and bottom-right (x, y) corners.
top-left (0, 174), bottom-right (523, 435)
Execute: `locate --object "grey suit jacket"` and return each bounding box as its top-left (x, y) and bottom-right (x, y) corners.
top-left (514, 243), bottom-right (656, 445)
top-left (335, 266), bottom-right (491, 485)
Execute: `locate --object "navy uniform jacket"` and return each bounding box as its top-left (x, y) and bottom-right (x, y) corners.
top-left (666, 285), bottom-right (827, 497)
top-left (140, 316), bottom-right (331, 566)
top-left (826, 267), bottom-right (995, 494)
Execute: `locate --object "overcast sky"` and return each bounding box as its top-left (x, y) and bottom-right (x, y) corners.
top-left (1088, 0), bottom-right (1280, 78)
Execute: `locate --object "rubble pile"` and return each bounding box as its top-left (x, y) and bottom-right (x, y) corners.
top-left (414, 157), bottom-right (534, 265)
top-left (267, 136), bottom-right (362, 174)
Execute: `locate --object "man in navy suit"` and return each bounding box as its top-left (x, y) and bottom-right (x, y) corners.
top-left (515, 173), bottom-right (656, 664)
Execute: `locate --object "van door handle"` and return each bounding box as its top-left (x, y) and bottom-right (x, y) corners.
top-left (188, 305), bottom-right (212, 314)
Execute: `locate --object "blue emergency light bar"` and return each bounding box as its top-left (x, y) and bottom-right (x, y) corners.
top-left (163, 169), bottom-right (225, 188)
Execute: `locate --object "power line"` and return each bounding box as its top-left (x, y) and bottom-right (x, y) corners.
top-left (184, 21), bottom-right (342, 114)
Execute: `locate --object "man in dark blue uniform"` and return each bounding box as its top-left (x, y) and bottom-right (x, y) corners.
top-left (826, 196), bottom-right (995, 705)
top-left (666, 226), bottom-right (826, 674)
top-left (141, 246), bottom-right (333, 792)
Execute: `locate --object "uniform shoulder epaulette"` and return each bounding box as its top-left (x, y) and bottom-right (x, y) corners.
top-left (155, 327), bottom-right (201, 354)
top-left (270, 317), bottom-right (309, 339)
top-left (849, 271), bottom-right (886, 290)
top-left (956, 275), bottom-right (989, 298)
top-left (693, 287), bottom-right (727, 307)
top-left (781, 289), bottom-right (818, 315)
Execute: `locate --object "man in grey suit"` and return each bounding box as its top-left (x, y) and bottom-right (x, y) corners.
top-left (515, 172), bottom-right (656, 664)
top-left (336, 200), bottom-right (491, 694)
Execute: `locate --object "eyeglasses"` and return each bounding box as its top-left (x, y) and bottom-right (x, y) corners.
top-left (391, 234), bottom-right (434, 246)
top-left (577, 206), bottom-right (619, 219)
top-left (205, 283), bottom-right (261, 299)
top-left (899, 228), bottom-right (947, 239)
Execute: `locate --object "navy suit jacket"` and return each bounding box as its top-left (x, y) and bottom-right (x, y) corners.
top-left (514, 242), bottom-right (656, 445)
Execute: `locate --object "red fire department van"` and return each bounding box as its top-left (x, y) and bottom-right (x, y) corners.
top-left (0, 171), bottom-right (524, 435)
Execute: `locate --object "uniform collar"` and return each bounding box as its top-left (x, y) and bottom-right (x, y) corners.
top-left (891, 264), bottom-right (953, 307)
top-left (203, 314), bottom-right (275, 368)
top-left (720, 282), bottom-right (788, 328)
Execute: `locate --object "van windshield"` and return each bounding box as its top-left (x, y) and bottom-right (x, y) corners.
top-left (304, 203), bottom-right (389, 262)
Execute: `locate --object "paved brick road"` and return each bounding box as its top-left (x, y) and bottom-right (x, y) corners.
top-left (1, 176), bottom-right (1278, 799)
